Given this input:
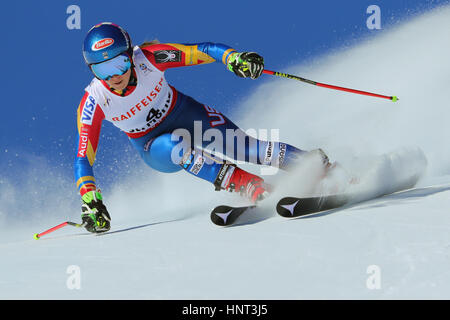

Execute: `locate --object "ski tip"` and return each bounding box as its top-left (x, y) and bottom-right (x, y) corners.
top-left (276, 197), bottom-right (301, 218)
top-left (391, 96), bottom-right (399, 102)
top-left (33, 233), bottom-right (40, 240)
top-left (210, 205), bottom-right (256, 227)
top-left (210, 205), bottom-right (232, 226)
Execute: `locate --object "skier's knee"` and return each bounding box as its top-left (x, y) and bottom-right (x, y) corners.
top-left (142, 133), bottom-right (184, 173)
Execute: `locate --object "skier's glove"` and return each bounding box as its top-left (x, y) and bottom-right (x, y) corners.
top-left (81, 190), bottom-right (111, 233)
top-left (227, 52), bottom-right (264, 79)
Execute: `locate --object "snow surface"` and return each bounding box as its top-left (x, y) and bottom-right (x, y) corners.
top-left (2, 6), bottom-right (450, 299)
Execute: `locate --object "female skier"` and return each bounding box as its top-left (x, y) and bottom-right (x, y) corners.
top-left (76, 22), bottom-right (330, 233)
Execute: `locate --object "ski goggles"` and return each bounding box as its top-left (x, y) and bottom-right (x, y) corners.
top-left (90, 53), bottom-right (132, 81)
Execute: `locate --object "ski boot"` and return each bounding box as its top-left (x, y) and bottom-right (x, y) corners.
top-left (307, 148), bottom-right (332, 169)
top-left (308, 149), bottom-right (360, 190)
top-left (214, 163), bottom-right (271, 204)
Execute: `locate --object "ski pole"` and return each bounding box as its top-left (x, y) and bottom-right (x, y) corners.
top-left (34, 221), bottom-right (84, 240)
top-left (262, 69), bottom-right (398, 102)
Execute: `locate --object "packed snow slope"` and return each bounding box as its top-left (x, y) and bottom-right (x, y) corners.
top-left (1, 6), bottom-right (450, 299)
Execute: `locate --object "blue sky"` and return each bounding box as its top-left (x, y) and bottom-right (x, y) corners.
top-left (1, 0), bottom-right (448, 189)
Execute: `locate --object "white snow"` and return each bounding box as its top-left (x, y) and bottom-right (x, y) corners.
top-left (1, 5), bottom-right (450, 299)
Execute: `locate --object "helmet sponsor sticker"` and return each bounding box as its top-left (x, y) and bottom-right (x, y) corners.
top-left (92, 38), bottom-right (114, 51)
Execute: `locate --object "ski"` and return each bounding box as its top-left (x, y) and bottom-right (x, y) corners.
top-left (276, 183), bottom-right (417, 218)
top-left (212, 171), bottom-right (421, 224)
top-left (210, 205), bottom-right (256, 226)
top-left (276, 194), bottom-right (352, 218)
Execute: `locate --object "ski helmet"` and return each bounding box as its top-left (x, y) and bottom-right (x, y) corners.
top-left (82, 22), bottom-right (132, 65)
